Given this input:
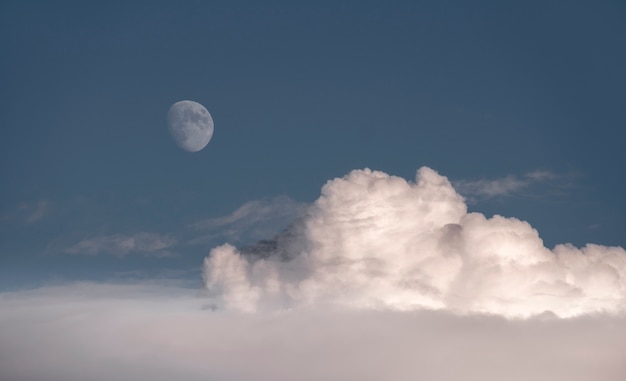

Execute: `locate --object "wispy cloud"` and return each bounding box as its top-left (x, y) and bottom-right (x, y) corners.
top-left (50, 197), bottom-right (304, 258)
top-left (19, 199), bottom-right (49, 224)
top-left (453, 170), bottom-right (560, 200)
top-left (65, 232), bottom-right (177, 258)
top-left (188, 196), bottom-right (306, 245)
top-left (1, 199), bottom-right (50, 226)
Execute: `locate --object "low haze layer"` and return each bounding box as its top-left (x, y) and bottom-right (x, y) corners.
top-left (1, 283), bottom-right (625, 381)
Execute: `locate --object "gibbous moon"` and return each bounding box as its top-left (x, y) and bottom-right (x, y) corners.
top-left (167, 100), bottom-right (214, 152)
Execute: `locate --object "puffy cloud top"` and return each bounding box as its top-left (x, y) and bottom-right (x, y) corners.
top-left (204, 167), bottom-right (626, 318)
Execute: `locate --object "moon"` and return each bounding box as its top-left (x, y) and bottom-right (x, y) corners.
top-left (167, 100), bottom-right (214, 152)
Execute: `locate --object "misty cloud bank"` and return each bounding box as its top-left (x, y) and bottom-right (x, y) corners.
top-left (204, 167), bottom-right (626, 318)
top-left (1, 283), bottom-right (625, 381)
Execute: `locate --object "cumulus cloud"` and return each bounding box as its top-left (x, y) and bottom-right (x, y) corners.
top-left (65, 232), bottom-right (177, 257)
top-left (0, 283), bottom-right (624, 381)
top-left (453, 170), bottom-right (559, 199)
top-left (203, 167), bottom-right (626, 318)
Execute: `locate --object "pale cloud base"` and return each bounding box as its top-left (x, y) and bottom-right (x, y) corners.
top-left (1, 283), bottom-right (624, 381)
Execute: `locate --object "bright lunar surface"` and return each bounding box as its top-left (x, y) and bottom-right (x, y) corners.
top-left (167, 100), bottom-right (214, 152)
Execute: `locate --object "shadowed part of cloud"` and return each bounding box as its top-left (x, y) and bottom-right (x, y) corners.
top-left (0, 283), bottom-right (624, 381)
top-left (188, 195), bottom-right (306, 245)
top-left (65, 232), bottom-right (177, 258)
top-left (453, 170), bottom-right (558, 199)
top-left (203, 167), bottom-right (626, 318)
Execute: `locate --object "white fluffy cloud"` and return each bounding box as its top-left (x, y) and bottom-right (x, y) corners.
top-left (203, 167), bottom-right (626, 318)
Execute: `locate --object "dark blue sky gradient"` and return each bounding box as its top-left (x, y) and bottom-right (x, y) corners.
top-left (1, 1), bottom-right (625, 288)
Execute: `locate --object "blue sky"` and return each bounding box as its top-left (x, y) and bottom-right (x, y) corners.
top-left (1, 0), bottom-right (625, 289)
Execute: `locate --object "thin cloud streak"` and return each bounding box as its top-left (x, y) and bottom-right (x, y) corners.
top-left (454, 170), bottom-right (559, 199)
top-left (49, 197), bottom-right (303, 258)
top-left (20, 199), bottom-right (50, 224)
top-left (188, 196), bottom-right (306, 245)
top-left (65, 232), bottom-right (177, 258)
top-left (0, 199), bottom-right (50, 226)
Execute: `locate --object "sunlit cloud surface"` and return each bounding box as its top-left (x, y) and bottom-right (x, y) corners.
top-left (204, 167), bottom-right (626, 318)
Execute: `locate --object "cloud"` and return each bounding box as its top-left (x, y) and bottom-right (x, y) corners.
top-left (52, 197), bottom-right (302, 258)
top-left (188, 195), bottom-right (306, 245)
top-left (0, 282), bottom-right (624, 381)
top-left (65, 232), bottom-right (177, 258)
top-left (203, 167), bottom-right (626, 318)
top-left (5, 167), bottom-right (623, 380)
top-left (453, 170), bottom-right (559, 199)
top-left (20, 199), bottom-right (49, 223)
top-left (0, 199), bottom-right (50, 226)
